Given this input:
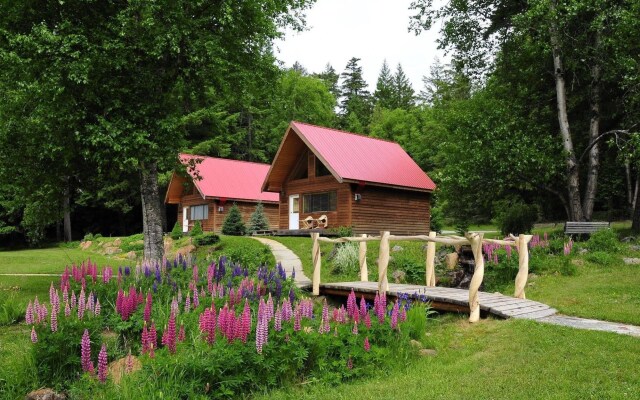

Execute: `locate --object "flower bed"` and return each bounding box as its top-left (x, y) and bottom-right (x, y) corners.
top-left (24, 255), bottom-right (426, 398)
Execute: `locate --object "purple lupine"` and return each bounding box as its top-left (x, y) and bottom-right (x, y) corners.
top-left (184, 292), bottom-right (191, 313)
top-left (166, 312), bottom-right (177, 354)
top-left (255, 299), bottom-right (269, 354)
top-left (64, 301), bottom-right (71, 317)
top-left (125, 350), bottom-right (134, 373)
top-left (143, 291), bottom-right (152, 323)
top-left (98, 344), bottom-right (108, 383)
top-left (25, 301), bottom-right (34, 325)
top-left (178, 324), bottom-right (186, 342)
top-left (206, 307), bottom-right (217, 344)
top-left (375, 292), bottom-right (386, 324)
top-left (78, 289), bottom-right (86, 320)
top-left (50, 308), bottom-right (58, 332)
top-left (241, 299), bottom-right (251, 343)
top-left (364, 336), bottom-right (370, 352)
top-left (320, 299), bottom-right (330, 334)
top-left (274, 305), bottom-right (282, 332)
top-left (359, 295), bottom-right (367, 318)
top-left (288, 288), bottom-right (295, 305)
top-left (390, 301), bottom-right (399, 330)
top-left (282, 298), bottom-right (293, 321)
top-left (171, 298), bottom-right (179, 316)
top-left (31, 326), bottom-right (37, 343)
top-left (364, 312), bottom-right (371, 329)
top-left (193, 287), bottom-right (200, 308)
top-left (293, 307), bottom-right (302, 332)
top-left (347, 289), bottom-right (357, 318)
top-left (95, 299), bottom-right (101, 316)
top-left (37, 304), bottom-right (48, 324)
top-left (81, 329), bottom-right (92, 372)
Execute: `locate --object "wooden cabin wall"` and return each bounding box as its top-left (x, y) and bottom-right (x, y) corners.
top-left (178, 194), bottom-right (215, 232)
top-left (213, 201), bottom-right (279, 232)
top-left (351, 187), bottom-right (431, 235)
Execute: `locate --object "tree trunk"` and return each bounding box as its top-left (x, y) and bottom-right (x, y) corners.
top-left (582, 33), bottom-right (601, 221)
top-left (140, 161), bottom-right (164, 261)
top-left (632, 177), bottom-right (640, 233)
top-left (63, 181), bottom-right (72, 242)
top-left (625, 160), bottom-right (633, 210)
top-left (549, 2), bottom-right (584, 221)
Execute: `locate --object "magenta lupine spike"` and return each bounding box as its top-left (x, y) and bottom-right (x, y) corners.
top-left (33, 296), bottom-right (39, 312)
top-left (125, 350), bottom-right (133, 373)
top-left (53, 289), bottom-right (60, 314)
top-left (31, 326), bottom-right (38, 343)
top-left (95, 299), bottom-right (101, 316)
top-left (206, 307), bottom-right (217, 344)
top-left (332, 308), bottom-right (339, 322)
top-left (282, 298), bottom-right (292, 321)
top-left (352, 321), bottom-right (358, 335)
top-left (78, 289), bottom-right (86, 320)
top-left (267, 293), bottom-right (274, 321)
top-left (399, 307), bottom-right (406, 322)
top-left (375, 292), bottom-right (385, 324)
top-left (98, 344), bottom-right (108, 383)
top-left (25, 301), bottom-right (34, 325)
top-left (373, 293), bottom-right (379, 319)
top-left (87, 292), bottom-right (94, 312)
top-left (38, 304), bottom-right (48, 324)
top-left (390, 301), bottom-right (399, 330)
top-left (81, 329), bottom-right (91, 372)
top-left (50, 308), bottom-right (57, 332)
top-left (171, 298), bottom-right (179, 316)
top-left (49, 282), bottom-right (55, 305)
top-left (274, 305), bottom-right (282, 332)
top-left (364, 337), bottom-right (370, 352)
top-left (141, 322), bottom-right (149, 354)
top-left (150, 322), bottom-right (158, 351)
top-left (64, 301), bottom-right (71, 317)
top-left (347, 289), bottom-right (357, 318)
top-left (143, 292), bottom-right (152, 323)
top-left (115, 289), bottom-right (123, 315)
top-left (293, 307), bottom-right (302, 332)
top-left (184, 292), bottom-right (191, 313)
top-left (255, 299), bottom-right (269, 354)
top-left (321, 300), bottom-right (330, 334)
top-left (62, 286), bottom-right (69, 305)
top-left (359, 295), bottom-right (367, 318)
top-left (166, 312), bottom-right (177, 354)
top-left (193, 287), bottom-right (199, 308)
top-left (241, 299), bottom-right (251, 343)
top-left (178, 324), bottom-right (185, 342)
top-left (364, 312), bottom-right (371, 329)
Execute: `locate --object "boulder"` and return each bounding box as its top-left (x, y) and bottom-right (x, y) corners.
top-left (25, 388), bottom-right (66, 400)
top-left (112, 238), bottom-right (122, 247)
top-left (392, 270), bottom-right (406, 283)
top-left (418, 348), bottom-right (437, 357)
top-left (126, 251), bottom-right (137, 260)
top-left (623, 258), bottom-right (640, 265)
top-left (79, 241), bottom-right (92, 250)
top-left (630, 245), bottom-right (640, 252)
top-left (409, 339), bottom-right (423, 349)
top-left (176, 244), bottom-right (196, 256)
top-left (445, 252), bottom-right (459, 270)
top-left (392, 245), bottom-right (403, 252)
top-left (104, 246), bottom-right (122, 255)
top-left (622, 236), bottom-right (636, 243)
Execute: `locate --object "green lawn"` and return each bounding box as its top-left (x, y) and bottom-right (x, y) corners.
top-left (256, 316), bottom-right (640, 400)
top-left (0, 244), bottom-right (113, 275)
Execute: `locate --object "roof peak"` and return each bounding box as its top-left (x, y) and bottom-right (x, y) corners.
top-left (291, 121), bottom-right (402, 146)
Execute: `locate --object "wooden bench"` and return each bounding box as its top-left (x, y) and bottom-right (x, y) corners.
top-left (564, 221), bottom-right (610, 236)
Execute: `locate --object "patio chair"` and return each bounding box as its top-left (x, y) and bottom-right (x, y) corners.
top-left (301, 216), bottom-right (315, 229)
top-left (316, 215), bottom-right (328, 228)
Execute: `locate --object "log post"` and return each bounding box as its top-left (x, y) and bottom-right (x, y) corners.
top-left (359, 234), bottom-right (368, 282)
top-left (378, 231), bottom-right (390, 293)
top-left (311, 233), bottom-right (321, 296)
top-left (466, 232), bottom-right (484, 323)
top-left (425, 231), bottom-right (437, 287)
top-left (513, 234), bottom-right (533, 299)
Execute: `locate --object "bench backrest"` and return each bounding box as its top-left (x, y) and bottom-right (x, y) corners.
top-left (564, 221), bottom-right (610, 234)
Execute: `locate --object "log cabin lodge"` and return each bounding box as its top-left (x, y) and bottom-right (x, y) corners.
top-left (166, 122), bottom-right (435, 235)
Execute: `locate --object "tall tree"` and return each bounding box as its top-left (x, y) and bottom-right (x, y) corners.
top-left (313, 63), bottom-right (341, 99)
top-left (1, 0), bottom-right (314, 256)
top-left (339, 57), bottom-right (373, 132)
top-left (373, 60), bottom-right (394, 109)
top-left (392, 63), bottom-right (415, 110)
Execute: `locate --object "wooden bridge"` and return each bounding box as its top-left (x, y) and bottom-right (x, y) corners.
top-left (310, 231), bottom-right (558, 322)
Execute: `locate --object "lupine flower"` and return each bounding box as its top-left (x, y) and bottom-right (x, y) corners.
top-left (49, 282), bottom-right (55, 305)
top-left (274, 305), bottom-right (282, 332)
top-left (184, 292), bottom-right (191, 313)
top-left (266, 293), bottom-right (274, 321)
top-left (347, 289), bottom-right (357, 318)
top-left (50, 308), bottom-right (57, 332)
top-left (347, 356), bottom-right (353, 370)
top-left (71, 291), bottom-right (77, 309)
top-left (364, 337), bottom-right (370, 352)
top-left (255, 299), bottom-right (269, 354)
top-left (31, 326), bottom-right (37, 343)
top-left (288, 288), bottom-right (295, 305)
top-left (81, 329), bottom-right (92, 372)
top-left (143, 291), bottom-right (152, 323)
top-left (359, 295), bottom-right (367, 318)
top-left (78, 289), bottom-right (86, 320)
top-left (98, 344), bottom-right (108, 383)
top-left (293, 307), bottom-right (302, 332)
top-left (25, 301), bottom-right (34, 325)
top-left (241, 299), bottom-right (251, 343)
top-left (149, 343), bottom-right (155, 359)
top-left (178, 324), bottom-right (185, 342)
top-left (390, 301), bottom-right (399, 330)
top-left (352, 321), bottom-right (358, 335)
top-left (399, 307), bottom-right (406, 322)
top-left (95, 299), bottom-right (101, 316)
top-left (64, 301), bottom-right (71, 317)
top-left (125, 350), bottom-right (134, 373)
top-left (193, 287), bottom-right (200, 308)
top-left (141, 322), bottom-right (149, 354)
top-left (166, 312), bottom-right (177, 354)
top-left (364, 312), bottom-right (371, 329)
top-left (282, 298), bottom-right (293, 321)
top-left (319, 299), bottom-right (330, 334)
top-left (150, 322), bottom-right (158, 350)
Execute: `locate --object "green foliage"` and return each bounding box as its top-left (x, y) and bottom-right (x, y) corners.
top-left (222, 204), bottom-right (246, 236)
top-left (170, 222), bottom-right (183, 240)
top-left (120, 234), bottom-right (145, 253)
top-left (530, 255), bottom-right (577, 277)
top-left (221, 238), bottom-right (272, 269)
top-left (193, 233), bottom-right (220, 247)
top-left (586, 229), bottom-right (621, 253)
top-left (585, 251), bottom-right (619, 267)
top-left (339, 57), bottom-right (373, 131)
top-left (190, 221), bottom-right (204, 237)
top-left (328, 226), bottom-right (353, 238)
top-left (390, 250), bottom-right (424, 283)
top-left (404, 303), bottom-right (430, 341)
top-left (248, 202), bottom-right (270, 232)
top-left (495, 202), bottom-right (538, 235)
top-left (0, 293), bottom-right (22, 326)
top-left (332, 243), bottom-right (359, 275)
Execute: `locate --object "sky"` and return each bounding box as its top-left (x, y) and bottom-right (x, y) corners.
top-left (274, 0), bottom-right (447, 92)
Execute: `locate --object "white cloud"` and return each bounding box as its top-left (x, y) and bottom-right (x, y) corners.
top-left (274, 0), bottom-right (448, 92)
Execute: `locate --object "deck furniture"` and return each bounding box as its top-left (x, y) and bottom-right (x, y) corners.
top-left (316, 215), bottom-right (328, 228)
top-left (301, 216), bottom-right (315, 229)
top-left (564, 221), bottom-right (610, 236)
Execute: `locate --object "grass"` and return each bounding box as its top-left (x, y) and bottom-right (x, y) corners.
top-left (255, 316), bottom-right (640, 399)
top-left (0, 245), bottom-right (113, 275)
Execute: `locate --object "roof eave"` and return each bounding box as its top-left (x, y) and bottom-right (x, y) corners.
top-left (342, 178), bottom-right (435, 193)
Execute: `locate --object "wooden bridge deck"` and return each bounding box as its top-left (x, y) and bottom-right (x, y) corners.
top-left (320, 282), bottom-right (557, 320)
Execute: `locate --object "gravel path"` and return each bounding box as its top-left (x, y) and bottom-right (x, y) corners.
top-left (250, 237), bottom-right (311, 289)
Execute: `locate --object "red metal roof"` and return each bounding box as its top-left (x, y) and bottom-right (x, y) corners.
top-left (291, 122), bottom-right (436, 191)
top-left (180, 154), bottom-right (279, 203)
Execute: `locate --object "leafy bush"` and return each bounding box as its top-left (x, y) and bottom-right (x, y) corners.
top-left (495, 202), bottom-right (538, 235)
top-left (222, 204), bottom-right (246, 236)
top-left (193, 233), bottom-right (220, 247)
top-left (248, 202), bottom-right (270, 232)
top-left (332, 243), bottom-right (359, 274)
top-left (530, 255), bottom-right (577, 276)
top-left (404, 303), bottom-right (430, 341)
top-left (329, 226), bottom-right (353, 238)
top-left (0, 293), bottom-right (22, 326)
top-left (190, 221), bottom-right (204, 236)
top-left (223, 241), bottom-right (272, 269)
top-left (586, 229), bottom-right (620, 252)
top-left (170, 221), bottom-right (183, 240)
top-left (585, 251), bottom-right (619, 267)
top-left (391, 251), bottom-right (424, 284)
top-left (429, 205), bottom-right (443, 234)
top-left (119, 234), bottom-right (145, 253)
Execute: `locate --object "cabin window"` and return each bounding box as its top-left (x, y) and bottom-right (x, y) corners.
top-left (303, 192), bottom-right (337, 213)
top-left (190, 204), bottom-right (209, 220)
top-left (315, 159), bottom-right (331, 177)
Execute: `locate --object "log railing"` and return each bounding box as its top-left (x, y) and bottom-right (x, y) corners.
top-left (311, 231), bottom-right (532, 323)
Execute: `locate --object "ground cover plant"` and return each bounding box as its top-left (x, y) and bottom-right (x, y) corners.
top-left (17, 255), bottom-right (425, 398)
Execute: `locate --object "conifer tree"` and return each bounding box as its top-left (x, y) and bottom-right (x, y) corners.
top-left (392, 63), bottom-right (415, 110)
top-left (248, 202), bottom-right (270, 232)
top-left (222, 203), bottom-right (246, 236)
top-left (374, 60), bottom-right (394, 109)
top-left (339, 57), bottom-right (373, 131)
top-left (313, 63), bottom-right (341, 99)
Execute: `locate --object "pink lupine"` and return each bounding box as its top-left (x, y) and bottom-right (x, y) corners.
top-left (95, 299), bottom-right (101, 316)
top-left (98, 344), bottom-right (108, 383)
top-left (274, 305), bottom-right (282, 332)
top-left (178, 324), bottom-right (185, 342)
top-left (347, 289), bottom-right (357, 318)
top-left (49, 282), bottom-right (55, 305)
top-left (143, 291), bottom-right (152, 323)
top-left (64, 301), bottom-right (71, 317)
top-left (52, 290), bottom-right (60, 314)
top-left (150, 322), bottom-right (158, 350)
top-left (50, 308), bottom-right (58, 332)
top-left (81, 329), bottom-right (92, 372)
top-left (319, 299), bottom-right (330, 334)
top-left (125, 350), bottom-right (134, 373)
top-left (390, 301), bottom-right (399, 330)
top-left (38, 304), bottom-right (48, 324)
top-left (266, 293), bottom-right (274, 321)
top-left (293, 307), bottom-right (302, 332)
top-left (25, 301), bottom-right (34, 325)
top-left (206, 307), bottom-right (216, 344)
top-left (359, 295), bottom-right (367, 318)
top-left (352, 321), bottom-right (358, 335)
top-left (241, 299), bottom-right (251, 343)
top-left (141, 322), bottom-right (149, 354)
top-left (177, 289), bottom-right (182, 305)
top-left (281, 298), bottom-right (293, 321)
top-left (31, 326), bottom-right (37, 343)
top-left (184, 292), bottom-right (191, 313)
top-left (70, 291), bottom-right (77, 309)
top-left (62, 286), bottom-right (69, 305)
top-left (166, 312), bottom-right (177, 354)
top-left (192, 264), bottom-right (199, 283)
top-left (78, 289), bottom-right (86, 320)
top-left (193, 287), bottom-right (200, 308)
top-left (171, 298), bottom-right (179, 316)
top-left (364, 312), bottom-right (371, 329)
top-left (364, 336), bottom-right (370, 352)
top-left (255, 299), bottom-right (269, 354)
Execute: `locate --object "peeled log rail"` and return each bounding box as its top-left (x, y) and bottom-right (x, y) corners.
top-left (310, 230), bottom-right (532, 322)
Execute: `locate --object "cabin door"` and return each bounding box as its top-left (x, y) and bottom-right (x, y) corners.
top-left (289, 195), bottom-right (300, 230)
top-left (182, 207), bottom-right (189, 233)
